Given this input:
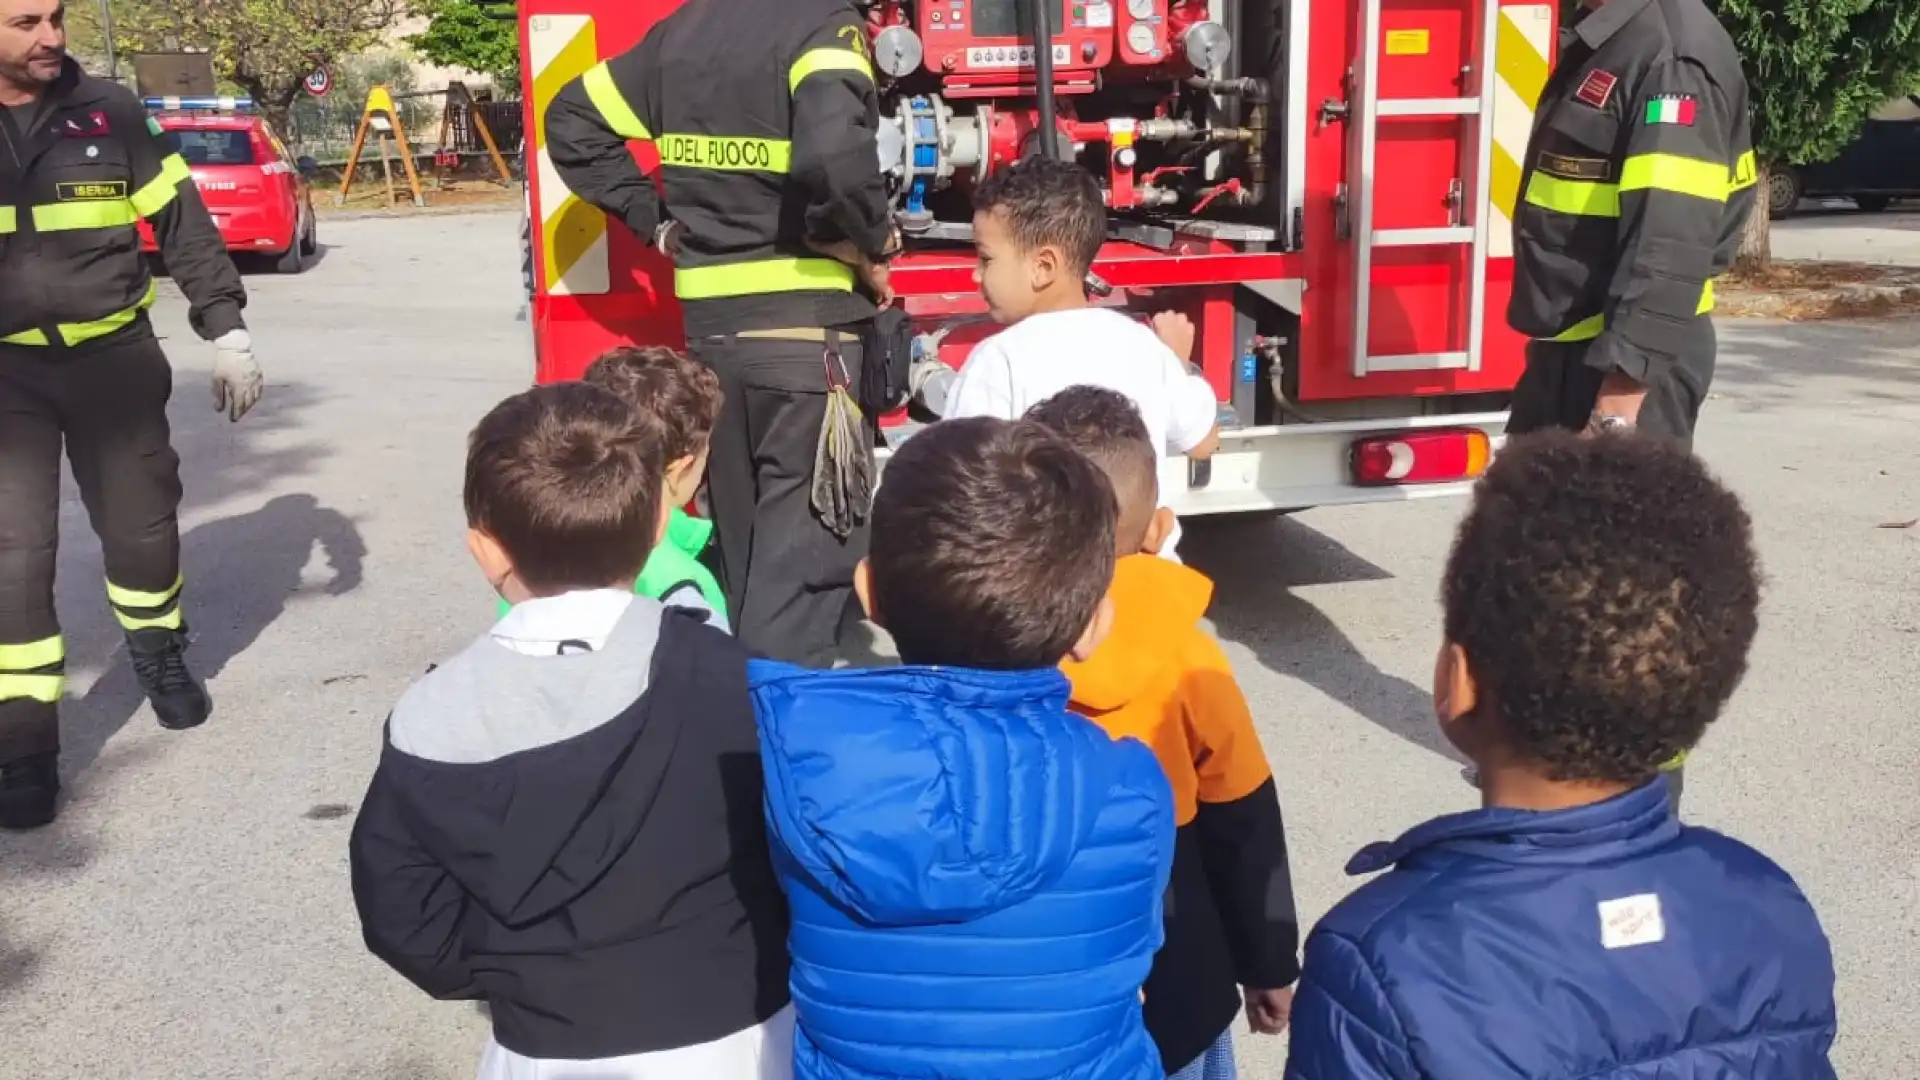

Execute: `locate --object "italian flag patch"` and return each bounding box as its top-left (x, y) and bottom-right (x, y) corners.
top-left (1644, 95), bottom-right (1696, 126)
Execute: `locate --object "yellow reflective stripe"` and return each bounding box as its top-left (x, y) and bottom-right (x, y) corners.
top-left (58, 280), bottom-right (158, 347)
top-left (675, 256), bottom-right (855, 300)
top-left (1546, 281), bottom-right (1718, 343)
top-left (4, 281), bottom-right (158, 348)
top-left (0, 206), bottom-right (14, 233)
top-left (115, 608), bottom-right (184, 631)
top-left (581, 61), bottom-right (651, 140)
top-left (655, 133), bottom-right (792, 173)
top-left (1549, 313), bottom-right (1606, 343)
top-left (0, 637), bottom-right (63, 671)
top-left (1619, 153), bottom-right (1730, 203)
top-left (789, 47), bottom-right (874, 95)
top-left (32, 199), bottom-right (139, 231)
top-left (1729, 150), bottom-right (1757, 192)
top-left (0, 673), bottom-right (63, 703)
top-left (130, 153), bottom-right (192, 217)
top-left (107, 572), bottom-right (184, 611)
top-left (1523, 173), bottom-right (1620, 218)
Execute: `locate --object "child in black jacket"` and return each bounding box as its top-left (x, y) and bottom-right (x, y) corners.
top-left (348, 381), bottom-right (793, 1079)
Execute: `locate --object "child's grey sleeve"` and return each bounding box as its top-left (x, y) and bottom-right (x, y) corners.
top-left (662, 583), bottom-right (731, 635)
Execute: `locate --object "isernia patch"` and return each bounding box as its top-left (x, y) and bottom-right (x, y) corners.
top-left (1537, 152), bottom-right (1609, 181)
top-left (1645, 94), bottom-right (1697, 126)
top-left (56, 180), bottom-right (128, 201)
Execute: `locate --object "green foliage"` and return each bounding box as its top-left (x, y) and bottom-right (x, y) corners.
top-left (405, 0), bottom-right (521, 89)
top-left (70, 0), bottom-right (406, 122)
top-left (1706, 0), bottom-right (1920, 165)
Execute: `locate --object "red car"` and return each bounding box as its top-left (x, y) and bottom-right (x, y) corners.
top-left (137, 97), bottom-right (320, 273)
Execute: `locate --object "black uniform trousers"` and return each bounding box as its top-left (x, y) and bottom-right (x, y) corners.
top-left (690, 330), bottom-right (871, 665)
top-left (1506, 319), bottom-right (1716, 812)
top-left (0, 321), bottom-right (186, 765)
top-left (1507, 319), bottom-right (1716, 450)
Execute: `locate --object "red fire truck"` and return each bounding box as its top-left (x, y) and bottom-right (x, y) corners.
top-left (514, 0), bottom-right (1556, 513)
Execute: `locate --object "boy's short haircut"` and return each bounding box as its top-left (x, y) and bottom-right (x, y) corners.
top-left (464, 382), bottom-right (665, 595)
top-left (1442, 431), bottom-right (1760, 784)
top-left (1025, 386), bottom-right (1158, 552)
top-left (871, 417), bottom-right (1117, 669)
top-left (583, 345), bottom-right (723, 462)
top-left (971, 156), bottom-right (1107, 276)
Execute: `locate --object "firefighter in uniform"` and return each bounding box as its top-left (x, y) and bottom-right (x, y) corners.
top-left (546, 0), bottom-right (899, 665)
top-left (1507, 0), bottom-right (1754, 810)
top-left (0, 1), bottom-right (264, 830)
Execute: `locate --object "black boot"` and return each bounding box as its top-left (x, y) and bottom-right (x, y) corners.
top-left (0, 752), bottom-right (60, 830)
top-left (127, 628), bottom-right (211, 730)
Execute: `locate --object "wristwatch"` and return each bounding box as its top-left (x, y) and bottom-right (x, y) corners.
top-left (1589, 413), bottom-right (1635, 435)
top-left (651, 219), bottom-right (682, 256)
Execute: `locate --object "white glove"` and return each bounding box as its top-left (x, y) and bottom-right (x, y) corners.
top-left (211, 329), bottom-right (264, 422)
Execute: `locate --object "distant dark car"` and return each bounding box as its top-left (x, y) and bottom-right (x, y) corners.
top-left (1769, 96), bottom-right (1920, 218)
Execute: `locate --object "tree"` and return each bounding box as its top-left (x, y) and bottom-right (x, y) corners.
top-left (1705, 1), bottom-right (1920, 274)
top-left (405, 0), bottom-right (520, 92)
top-left (69, 0), bottom-right (406, 134)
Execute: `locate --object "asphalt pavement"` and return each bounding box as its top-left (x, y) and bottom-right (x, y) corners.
top-left (0, 210), bottom-right (1914, 1079)
top-left (1772, 203), bottom-right (1920, 265)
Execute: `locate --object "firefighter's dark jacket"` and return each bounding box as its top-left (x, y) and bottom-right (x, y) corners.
top-left (545, 0), bottom-right (890, 338)
top-left (1508, 0), bottom-right (1754, 385)
top-left (0, 58), bottom-right (246, 348)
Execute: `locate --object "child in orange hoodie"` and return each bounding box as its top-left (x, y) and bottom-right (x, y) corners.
top-left (1027, 386), bottom-right (1299, 1080)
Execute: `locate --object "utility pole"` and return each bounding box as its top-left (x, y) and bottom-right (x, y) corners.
top-left (95, 0), bottom-right (118, 81)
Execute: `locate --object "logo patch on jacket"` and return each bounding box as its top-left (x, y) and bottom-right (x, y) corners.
top-left (1537, 152), bottom-right (1609, 181)
top-left (1574, 69), bottom-right (1617, 110)
top-left (1598, 893), bottom-right (1666, 949)
top-left (1644, 94), bottom-right (1698, 126)
top-left (60, 111), bottom-right (112, 138)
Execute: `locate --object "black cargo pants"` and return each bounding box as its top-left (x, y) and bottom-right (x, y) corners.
top-left (1506, 322), bottom-right (1716, 814)
top-left (689, 328), bottom-right (872, 665)
top-left (0, 323), bottom-right (187, 765)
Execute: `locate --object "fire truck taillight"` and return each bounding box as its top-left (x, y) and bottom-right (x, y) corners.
top-left (1349, 429), bottom-right (1491, 487)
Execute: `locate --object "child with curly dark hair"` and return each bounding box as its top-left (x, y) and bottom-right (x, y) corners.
top-left (1283, 431), bottom-right (1838, 1080)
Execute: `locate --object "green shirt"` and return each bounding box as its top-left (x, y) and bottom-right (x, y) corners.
top-left (494, 509), bottom-right (728, 626)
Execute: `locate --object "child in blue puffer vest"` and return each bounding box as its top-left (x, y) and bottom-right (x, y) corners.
top-left (1285, 431), bottom-right (1838, 1080)
top-left (751, 416), bottom-right (1176, 1080)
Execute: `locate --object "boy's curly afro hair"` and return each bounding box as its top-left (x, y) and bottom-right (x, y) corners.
top-left (1442, 431), bottom-right (1761, 784)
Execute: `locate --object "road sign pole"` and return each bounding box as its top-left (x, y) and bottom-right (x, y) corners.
top-left (97, 0), bottom-right (118, 80)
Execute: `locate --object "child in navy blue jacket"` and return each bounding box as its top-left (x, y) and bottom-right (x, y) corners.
top-left (1285, 431), bottom-right (1838, 1080)
top-left (751, 417), bottom-right (1176, 1080)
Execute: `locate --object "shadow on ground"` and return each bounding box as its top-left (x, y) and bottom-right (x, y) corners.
top-left (43, 378), bottom-right (369, 800)
top-left (1182, 513), bottom-right (1462, 764)
top-left (0, 370), bottom-right (369, 1009)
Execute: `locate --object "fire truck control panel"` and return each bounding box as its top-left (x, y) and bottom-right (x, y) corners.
top-left (517, 0), bottom-right (1560, 514)
top-left (870, 0), bottom-right (1264, 226)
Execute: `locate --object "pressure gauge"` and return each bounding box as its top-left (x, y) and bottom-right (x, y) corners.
top-left (1126, 0), bottom-right (1155, 19)
top-left (1182, 20), bottom-right (1232, 71)
top-left (1126, 21), bottom-right (1157, 54)
top-left (873, 26), bottom-right (925, 78)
